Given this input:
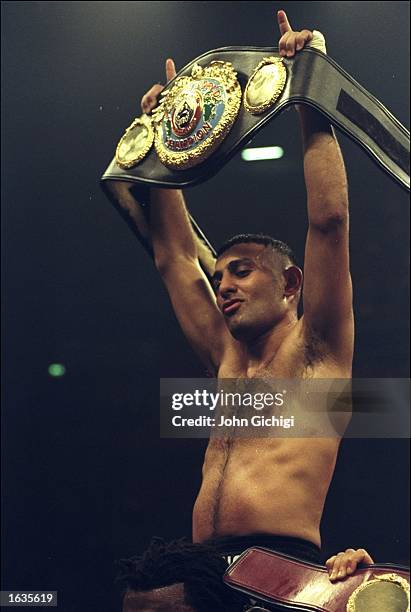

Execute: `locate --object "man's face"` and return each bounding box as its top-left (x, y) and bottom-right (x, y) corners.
top-left (212, 243), bottom-right (287, 340)
top-left (123, 583), bottom-right (195, 612)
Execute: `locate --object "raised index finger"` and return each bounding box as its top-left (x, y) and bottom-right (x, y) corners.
top-left (166, 58), bottom-right (177, 83)
top-left (277, 9), bottom-right (292, 35)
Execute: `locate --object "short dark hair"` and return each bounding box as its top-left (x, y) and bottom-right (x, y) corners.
top-left (116, 537), bottom-right (247, 612)
top-left (216, 233), bottom-right (298, 267)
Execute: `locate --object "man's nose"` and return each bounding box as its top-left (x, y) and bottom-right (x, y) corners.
top-left (218, 276), bottom-right (237, 299)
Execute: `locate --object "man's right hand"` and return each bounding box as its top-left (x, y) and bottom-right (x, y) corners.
top-left (141, 58), bottom-right (177, 114)
top-left (326, 548), bottom-right (374, 581)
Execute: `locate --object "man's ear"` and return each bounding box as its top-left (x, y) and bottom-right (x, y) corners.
top-left (283, 266), bottom-right (303, 300)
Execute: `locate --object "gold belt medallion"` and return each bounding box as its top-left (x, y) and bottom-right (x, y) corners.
top-left (152, 61), bottom-right (241, 170)
top-left (244, 57), bottom-right (287, 115)
top-left (116, 114), bottom-right (154, 169)
top-left (346, 573), bottom-right (410, 612)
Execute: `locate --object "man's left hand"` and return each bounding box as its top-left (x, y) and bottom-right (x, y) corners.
top-left (277, 9), bottom-right (313, 57)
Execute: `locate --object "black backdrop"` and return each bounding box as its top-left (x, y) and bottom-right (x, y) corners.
top-left (2, 2), bottom-right (409, 610)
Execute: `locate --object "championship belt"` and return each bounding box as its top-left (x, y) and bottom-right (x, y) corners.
top-left (223, 547), bottom-right (410, 612)
top-left (101, 46), bottom-right (410, 192)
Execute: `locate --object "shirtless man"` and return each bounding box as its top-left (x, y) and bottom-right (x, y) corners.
top-left (140, 9), bottom-right (352, 553)
top-left (116, 9), bottom-right (363, 610)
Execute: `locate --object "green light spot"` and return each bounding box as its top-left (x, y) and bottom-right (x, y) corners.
top-left (241, 146), bottom-right (284, 161)
top-left (48, 363), bottom-right (66, 377)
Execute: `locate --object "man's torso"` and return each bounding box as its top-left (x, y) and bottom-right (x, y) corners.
top-left (192, 320), bottom-right (351, 546)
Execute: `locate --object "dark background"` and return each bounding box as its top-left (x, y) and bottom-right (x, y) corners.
top-left (2, 2), bottom-right (409, 610)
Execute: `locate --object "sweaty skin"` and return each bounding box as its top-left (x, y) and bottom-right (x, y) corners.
top-left (119, 11), bottom-right (353, 553)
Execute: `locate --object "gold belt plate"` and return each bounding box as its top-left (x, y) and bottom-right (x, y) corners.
top-left (115, 114), bottom-right (154, 169)
top-left (346, 573), bottom-right (410, 612)
top-left (152, 61), bottom-right (242, 170)
top-left (244, 56), bottom-right (287, 115)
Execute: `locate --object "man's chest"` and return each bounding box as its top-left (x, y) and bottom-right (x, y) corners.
top-left (218, 329), bottom-right (326, 379)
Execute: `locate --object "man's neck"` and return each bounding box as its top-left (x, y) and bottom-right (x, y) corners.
top-left (243, 314), bottom-right (299, 370)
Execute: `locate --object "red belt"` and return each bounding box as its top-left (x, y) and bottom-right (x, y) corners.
top-left (223, 547), bottom-right (410, 612)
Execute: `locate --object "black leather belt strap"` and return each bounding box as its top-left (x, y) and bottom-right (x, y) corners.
top-left (101, 46), bottom-right (410, 191)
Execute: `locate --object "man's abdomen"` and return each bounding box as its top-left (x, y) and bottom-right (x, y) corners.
top-left (192, 438), bottom-right (339, 546)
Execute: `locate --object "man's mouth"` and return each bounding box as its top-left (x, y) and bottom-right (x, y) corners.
top-left (222, 300), bottom-right (243, 316)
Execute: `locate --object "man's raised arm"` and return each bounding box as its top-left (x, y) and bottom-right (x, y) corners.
top-left (139, 60), bottom-right (232, 374)
top-left (278, 11), bottom-right (353, 369)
